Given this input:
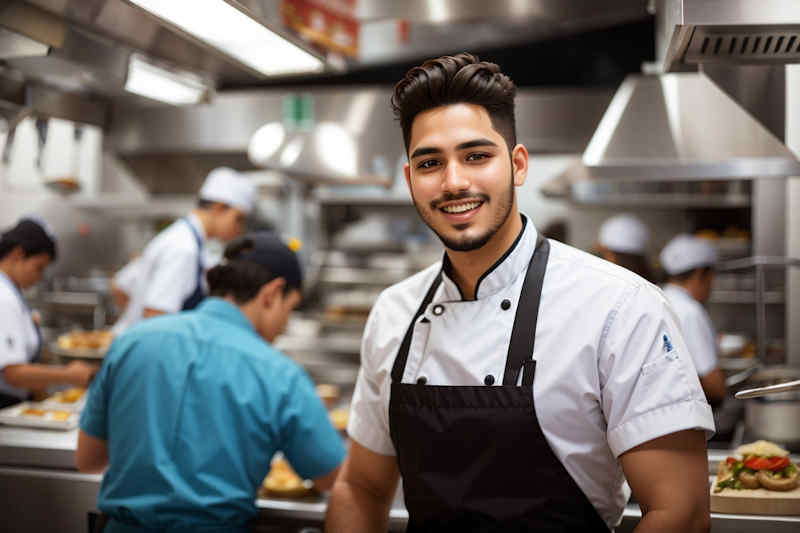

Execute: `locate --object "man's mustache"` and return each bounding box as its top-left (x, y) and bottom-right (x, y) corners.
top-left (430, 192), bottom-right (489, 210)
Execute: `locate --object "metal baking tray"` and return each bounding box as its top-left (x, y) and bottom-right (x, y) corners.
top-left (0, 402), bottom-right (79, 430)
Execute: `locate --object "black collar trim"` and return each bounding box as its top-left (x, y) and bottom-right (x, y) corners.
top-left (472, 214), bottom-right (528, 299)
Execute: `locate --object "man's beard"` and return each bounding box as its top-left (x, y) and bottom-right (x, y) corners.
top-left (413, 174), bottom-right (515, 252)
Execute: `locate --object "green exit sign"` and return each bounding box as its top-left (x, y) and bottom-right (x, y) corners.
top-left (283, 93), bottom-right (314, 131)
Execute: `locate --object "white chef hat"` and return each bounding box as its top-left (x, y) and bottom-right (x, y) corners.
top-left (598, 214), bottom-right (650, 255)
top-left (198, 167), bottom-right (256, 213)
top-left (660, 234), bottom-right (718, 275)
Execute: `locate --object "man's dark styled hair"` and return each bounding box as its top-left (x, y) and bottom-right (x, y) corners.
top-left (207, 233), bottom-right (302, 304)
top-left (391, 53), bottom-right (517, 154)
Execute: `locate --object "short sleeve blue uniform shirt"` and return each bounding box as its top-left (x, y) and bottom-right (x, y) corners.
top-left (80, 298), bottom-right (345, 532)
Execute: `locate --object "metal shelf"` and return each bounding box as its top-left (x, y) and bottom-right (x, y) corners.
top-left (319, 266), bottom-right (409, 285)
top-left (275, 335), bottom-right (362, 355)
top-left (68, 195), bottom-right (193, 218)
top-left (315, 193), bottom-right (413, 207)
top-left (709, 290), bottom-right (784, 305)
top-left (568, 192), bottom-right (751, 208)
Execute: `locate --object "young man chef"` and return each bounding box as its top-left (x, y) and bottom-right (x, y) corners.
top-left (660, 235), bottom-right (727, 405)
top-left (111, 167), bottom-right (255, 334)
top-left (326, 53), bottom-right (715, 532)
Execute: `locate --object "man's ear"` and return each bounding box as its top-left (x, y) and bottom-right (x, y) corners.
top-left (404, 161), bottom-right (412, 191)
top-left (511, 144), bottom-right (529, 187)
top-left (257, 277), bottom-right (287, 309)
top-left (8, 245), bottom-right (24, 262)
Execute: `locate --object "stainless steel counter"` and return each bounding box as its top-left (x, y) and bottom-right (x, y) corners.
top-left (2, 425), bottom-right (800, 532)
top-left (0, 426), bottom-right (79, 469)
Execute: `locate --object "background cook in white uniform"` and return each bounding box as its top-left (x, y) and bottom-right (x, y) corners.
top-left (0, 218), bottom-right (97, 405)
top-left (348, 218), bottom-right (715, 529)
top-left (0, 270), bottom-right (43, 401)
top-left (660, 234), bottom-right (726, 403)
top-left (111, 168), bottom-right (255, 334)
top-left (596, 213), bottom-right (654, 283)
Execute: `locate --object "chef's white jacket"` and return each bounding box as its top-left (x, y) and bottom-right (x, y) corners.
top-left (112, 213), bottom-right (206, 335)
top-left (662, 284), bottom-right (718, 377)
top-left (0, 271), bottom-right (39, 401)
top-left (348, 217), bottom-right (715, 528)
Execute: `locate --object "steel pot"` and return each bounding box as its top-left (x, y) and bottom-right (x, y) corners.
top-left (741, 366), bottom-right (800, 446)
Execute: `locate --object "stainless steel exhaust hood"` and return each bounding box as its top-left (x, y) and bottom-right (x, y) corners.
top-left (659, 0), bottom-right (800, 70)
top-left (581, 72), bottom-right (800, 180)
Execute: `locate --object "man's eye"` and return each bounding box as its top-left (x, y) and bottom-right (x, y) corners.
top-left (417, 159), bottom-right (439, 169)
top-left (466, 152), bottom-right (490, 161)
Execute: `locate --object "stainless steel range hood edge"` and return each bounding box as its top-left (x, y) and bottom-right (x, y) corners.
top-left (580, 72), bottom-right (800, 181)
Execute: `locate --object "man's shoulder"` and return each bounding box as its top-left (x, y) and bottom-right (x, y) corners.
top-left (373, 261), bottom-right (442, 314)
top-left (548, 239), bottom-right (650, 290)
top-left (144, 220), bottom-right (196, 257)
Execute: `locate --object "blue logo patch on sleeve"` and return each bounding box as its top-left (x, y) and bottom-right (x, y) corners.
top-left (663, 334), bottom-right (673, 353)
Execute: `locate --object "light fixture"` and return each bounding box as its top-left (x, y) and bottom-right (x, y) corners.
top-left (129, 0), bottom-right (325, 76)
top-left (316, 122), bottom-right (356, 177)
top-left (125, 55), bottom-right (207, 105)
top-left (248, 122), bottom-right (286, 165)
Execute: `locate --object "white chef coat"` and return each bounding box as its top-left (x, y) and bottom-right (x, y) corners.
top-left (348, 216), bottom-right (715, 529)
top-left (0, 271), bottom-right (40, 401)
top-left (112, 213), bottom-right (207, 335)
top-left (661, 284), bottom-right (718, 377)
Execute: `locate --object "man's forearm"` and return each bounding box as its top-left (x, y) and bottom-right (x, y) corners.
top-left (325, 480), bottom-right (393, 533)
top-left (635, 508), bottom-right (710, 533)
top-left (4, 364), bottom-right (72, 390)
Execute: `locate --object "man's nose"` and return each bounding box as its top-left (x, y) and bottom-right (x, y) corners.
top-left (442, 161), bottom-right (470, 191)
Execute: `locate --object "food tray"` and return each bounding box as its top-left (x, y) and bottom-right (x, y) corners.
top-left (48, 341), bottom-right (107, 360)
top-left (710, 485), bottom-right (800, 515)
top-left (0, 402), bottom-right (79, 430)
top-left (39, 388), bottom-right (87, 412)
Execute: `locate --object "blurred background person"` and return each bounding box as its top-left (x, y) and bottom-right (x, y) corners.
top-left (596, 213), bottom-right (654, 282)
top-left (77, 232), bottom-right (345, 532)
top-left (111, 167), bottom-right (256, 335)
top-left (660, 234), bottom-right (727, 405)
top-left (0, 218), bottom-right (97, 408)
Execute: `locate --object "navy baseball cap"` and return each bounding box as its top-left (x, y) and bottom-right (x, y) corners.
top-left (225, 232), bottom-right (302, 291)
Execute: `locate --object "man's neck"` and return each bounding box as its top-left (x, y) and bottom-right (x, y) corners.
top-left (446, 211), bottom-right (523, 300)
top-left (191, 209), bottom-right (212, 240)
top-left (670, 280), bottom-right (703, 304)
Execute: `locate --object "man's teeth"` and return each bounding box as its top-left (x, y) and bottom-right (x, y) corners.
top-left (441, 201), bottom-right (481, 214)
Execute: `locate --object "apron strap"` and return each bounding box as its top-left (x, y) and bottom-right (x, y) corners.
top-left (391, 272), bottom-right (443, 383)
top-left (503, 235), bottom-right (550, 387)
top-left (182, 218), bottom-right (204, 284)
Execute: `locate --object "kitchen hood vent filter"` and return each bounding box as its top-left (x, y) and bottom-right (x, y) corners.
top-left (686, 28), bottom-right (800, 64)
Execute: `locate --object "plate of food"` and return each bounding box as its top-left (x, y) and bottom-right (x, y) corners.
top-left (711, 440), bottom-right (800, 515)
top-left (40, 387), bottom-right (87, 412)
top-left (260, 456), bottom-right (317, 499)
top-left (52, 329), bottom-right (113, 359)
top-left (0, 402), bottom-right (79, 430)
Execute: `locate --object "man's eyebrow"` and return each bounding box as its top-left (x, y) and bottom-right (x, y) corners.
top-left (456, 138), bottom-right (497, 150)
top-left (410, 146), bottom-right (441, 159)
top-left (410, 138), bottom-right (498, 159)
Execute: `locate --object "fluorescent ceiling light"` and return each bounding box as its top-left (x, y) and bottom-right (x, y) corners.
top-left (125, 55), bottom-right (206, 105)
top-left (129, 0), bottom-right (325, 76)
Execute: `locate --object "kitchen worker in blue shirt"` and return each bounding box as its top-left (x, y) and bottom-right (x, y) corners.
top-left (76, 232), bottom-right (346, 532)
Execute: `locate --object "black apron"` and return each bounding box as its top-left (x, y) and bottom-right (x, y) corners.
top-left (180, 218), bottom-right (206, 311)
top-left (0, 274), bottom-right (42, 408)
top-left (388, 236), bottom-right (610, 532)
